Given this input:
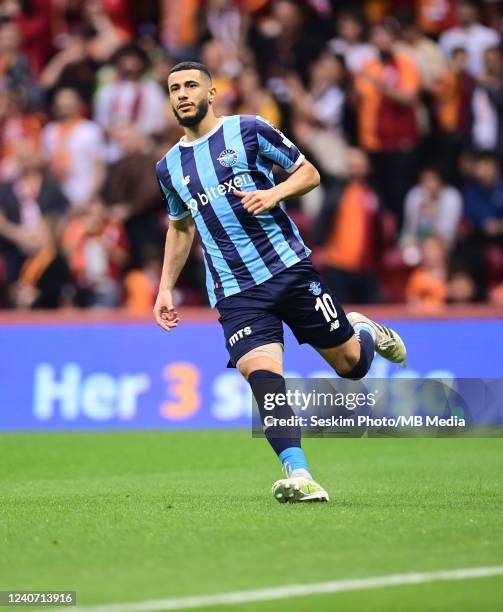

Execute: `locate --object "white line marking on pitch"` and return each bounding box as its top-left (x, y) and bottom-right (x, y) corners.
top-left (58, 566), bottom-right (503, 612)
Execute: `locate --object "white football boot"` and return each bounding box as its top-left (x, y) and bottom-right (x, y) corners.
top-left (347, 311), bottom-right (407, 365)
top-left (272, 467), bottom-right (329, 503)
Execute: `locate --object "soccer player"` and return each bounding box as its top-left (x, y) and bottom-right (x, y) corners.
top-left (154, 62), bottom-right (406, 503)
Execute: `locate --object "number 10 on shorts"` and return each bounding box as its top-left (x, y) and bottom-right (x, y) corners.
top-left (315, 293), bottom-right (340, 328)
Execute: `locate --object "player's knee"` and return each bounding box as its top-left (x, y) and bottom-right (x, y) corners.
top-left (238, 357), bottom-right (283, 380)
top-left (236, 344), bottom-right (284, 379)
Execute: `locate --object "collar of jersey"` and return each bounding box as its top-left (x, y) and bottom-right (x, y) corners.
top-left (178, 116), bottom-right (229, 147)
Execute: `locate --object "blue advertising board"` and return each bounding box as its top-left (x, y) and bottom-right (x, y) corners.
top-left (0, 319), bottom-right (501, 430)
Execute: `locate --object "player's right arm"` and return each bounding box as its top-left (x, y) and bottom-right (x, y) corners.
top-left (154, 215), bottom-right (196, 332)
top-left (154, 159), bottom-right (194, 332)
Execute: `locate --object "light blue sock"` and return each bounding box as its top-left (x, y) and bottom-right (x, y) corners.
top-left (278, 447), bottom-right (309, 475)
top-left (353, 322), bottom-right (377, 343)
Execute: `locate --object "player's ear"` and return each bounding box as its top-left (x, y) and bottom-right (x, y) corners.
top-left (208, 86), bottom-right (217, 105)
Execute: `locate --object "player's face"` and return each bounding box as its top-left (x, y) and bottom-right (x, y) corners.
top-left (168, 69), bottom-right (215, 127)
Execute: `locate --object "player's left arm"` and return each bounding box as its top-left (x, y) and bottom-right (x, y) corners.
top-left (234, 116), bottom-right (320, 215)
top-left (234, 159), bottom-right (320, 216)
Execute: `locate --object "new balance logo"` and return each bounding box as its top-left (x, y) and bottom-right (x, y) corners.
top-left (229, 326), bottom-right (252, 347)
top-left (330, 321), bottom-right (340, 332)
top-left (183, 175), bottom-right (191, 185)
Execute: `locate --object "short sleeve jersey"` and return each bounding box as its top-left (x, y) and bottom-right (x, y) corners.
top-left (156, 115), bottom-right (311, 306)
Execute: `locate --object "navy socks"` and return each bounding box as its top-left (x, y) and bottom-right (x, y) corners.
top-left (340, 329), bottom-right (375, 380)
top-left (248, 370), bottom-right (309, 472)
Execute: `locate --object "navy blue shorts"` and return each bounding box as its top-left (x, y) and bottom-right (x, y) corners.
top-left (217, 258), bottom-right (354, 367)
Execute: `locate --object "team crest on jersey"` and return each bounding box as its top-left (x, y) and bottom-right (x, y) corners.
top-left (217, 148), bottom-right (239, 167)
top-left (308, 281), bottom-right (322, 296)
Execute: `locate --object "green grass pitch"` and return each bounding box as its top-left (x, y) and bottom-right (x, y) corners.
top-left (1, 431), bottom-right (502, 611)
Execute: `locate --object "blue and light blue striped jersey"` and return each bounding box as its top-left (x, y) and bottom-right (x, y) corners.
top-left (156, 114), bottom-right (312, 307)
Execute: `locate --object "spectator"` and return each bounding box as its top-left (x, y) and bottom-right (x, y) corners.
top-left (10, 217), bottom-right (72, 309)
top-left (2, 0), bottom-right (503, 309)
top-left (99, 0), bottom-right (135, 40)
top-left (355, 20), bottom-right (421, 221)
top-left (406, 235), bottom-right (448, 312)
top-left (202, 0), bottom-right (244, 59)
top-left (417, 0), bottom-right (457, 36)
top-left (447, 269), bottom-right (479, 304)
top-left (439, 0), bottom-right (500, 77)
top-left (236, 65), bottom-right (281, 127)
top-left (485, 0), bottom-right (503, 33)
top-left (39, 33), bottom-right (99, 108)
top-left (0, 20), bottom-right (35, 99)
top-left (199, 40), bottom-right (238, 116)
top-left (397, 16), bottom-right (446, 93)
top-left (247, 0), bottom-right (325, 85)
top-left (94, 43), bottom-right (167, 161)
top-left (434, 47), bottom-right (474, 184)
top-left (464, 151), bottom-right (503, 241)
top-left (288, 52), bottom-right (346, 135)
top-left (2, 0), bottom-right (52, 79)
top-left (0, 87), bottom-right (42, 182)
top-left (328, 11), bottom-right (375, 75)
top-left (82, 0), bottom-right (131, 64)
top-left (124, 246), bottom-right (161, 314)
top-left (401, 167), bottom-right (462, 249)
top-left (472, 45), bottom-right (503, 165)
top-left (159, 0), bottom-right (200, 62)
top-left (406, 236), bottom-right (483, 314)
top-left (314, 148), bottom-right (381, 304)
top-left (0, 143), bottom-right (68, 285)
top-left (489, 280), bottom-right (503, 306)
top-left (63, 199), bottom-right (128, 307)
top-left (151, 50), bottom-right (174, 94)
top-left (287, 52), bottom-right (348, 178)
top-left (43, 88), bottom-right (106, 209)
top-left (102, 124), bottom-right (164, 268)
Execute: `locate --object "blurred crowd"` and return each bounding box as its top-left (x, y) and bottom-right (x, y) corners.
top-left (1, 0), bottom-right (503, 312)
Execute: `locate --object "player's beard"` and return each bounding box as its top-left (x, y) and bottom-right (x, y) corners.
top-left (173, 99), bottom-right (209, 127)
